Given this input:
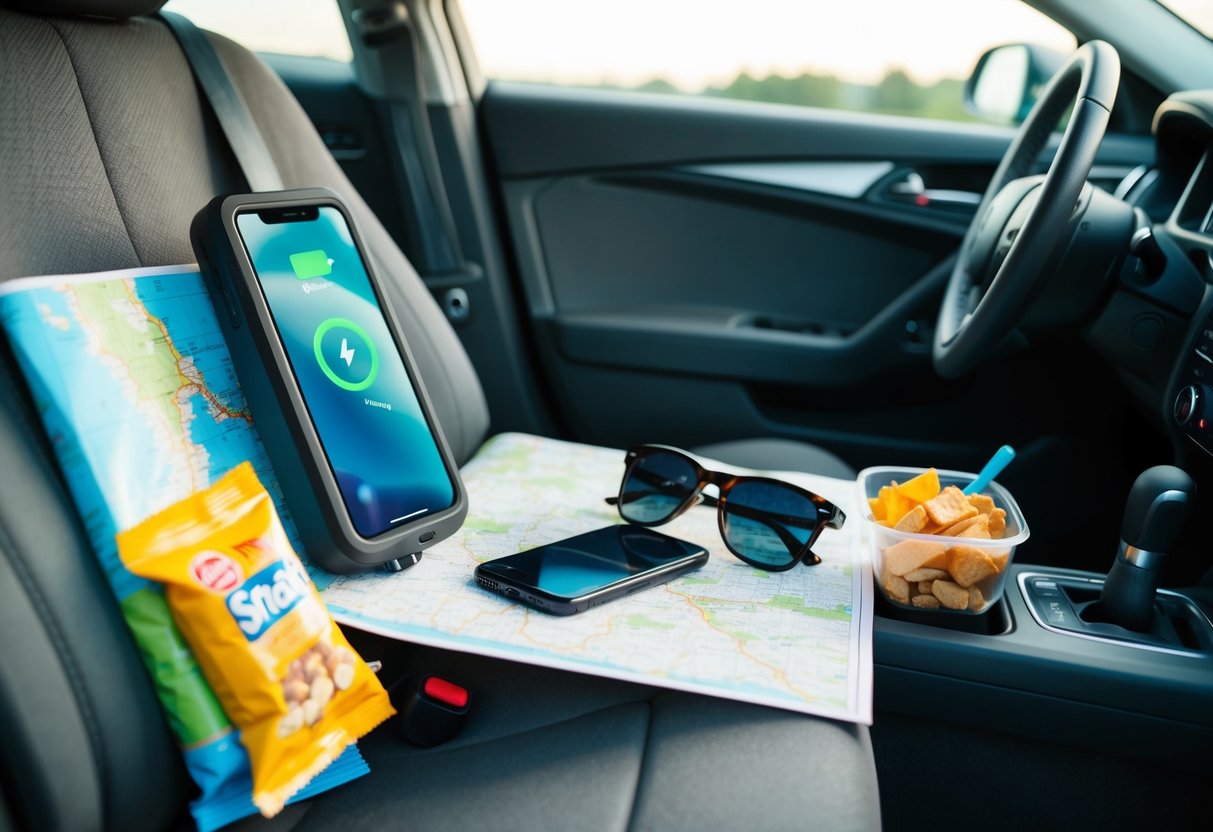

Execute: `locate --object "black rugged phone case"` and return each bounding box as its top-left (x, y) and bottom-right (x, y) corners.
top-left (191, 187), bottom-right (468, 573)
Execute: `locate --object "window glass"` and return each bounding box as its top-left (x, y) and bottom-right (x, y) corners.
top-left (161, 0), bottom-right (352, 61)
top-left (1156, 0), bottom-right (1213, 39)
top-left (458, 0), bottom-right (1075, 124)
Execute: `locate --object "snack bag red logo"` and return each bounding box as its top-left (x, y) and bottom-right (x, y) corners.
top-left (191, 551), bottom-right (242, 593)
top-left (119, 463), bottom-right (395, 818)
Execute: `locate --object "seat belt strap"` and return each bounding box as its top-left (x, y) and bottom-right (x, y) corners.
top-left (161, 12), bottom-right (285, 192)
top-left (376, 23), bottom-right (462, 275)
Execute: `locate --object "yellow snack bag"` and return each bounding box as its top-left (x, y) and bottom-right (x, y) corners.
top-left (117, 462), bottom-right (395, 817)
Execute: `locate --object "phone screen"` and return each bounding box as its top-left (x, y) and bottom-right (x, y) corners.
top-left (235, 205), bottom-right (455, 539)
top-left (480, 526), bottom-right (705, 599)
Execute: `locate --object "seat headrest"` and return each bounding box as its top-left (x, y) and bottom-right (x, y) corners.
top-left (1, 1), bottom-right (166, 18)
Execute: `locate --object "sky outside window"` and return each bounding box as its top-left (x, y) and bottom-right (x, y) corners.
top-left (459, 0), bottom-right (1075, 90)
top-left (160, 0), bottom-right (1078, 124)
top-left (1156, 0), bottom-right (1213, 38)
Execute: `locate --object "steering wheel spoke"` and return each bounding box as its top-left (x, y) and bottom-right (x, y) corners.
top-left (933, 41), bottom-right (1121, 378)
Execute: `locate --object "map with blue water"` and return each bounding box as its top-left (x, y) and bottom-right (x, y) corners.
top-left (0, 265), bottom-right (359, 832)
top-left (0, 265), bottom-right (327, 592)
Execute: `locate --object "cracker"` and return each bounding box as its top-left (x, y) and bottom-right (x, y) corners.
top-left (932, 579), bottom-right (969, 610)
top-left (904, 567), bottom-right (948, 583)
top-left (947, 545), bottom-right (998, 588)
top-left (921, 547), bottom-right (949, 570)
top-left (893, 504), bottom-right (929, 533)
top-left (923, 486), bottom-right (978, 527)
top-left (988, 508), bottom-right (1007, 537)
top-left (918, 581), bottom-right (935, 595)
top-left (883, 539), bottom-right (949, 576)
top-left (987, 550), bottom-right (1010, 572)
top-left (940, 514), bottom-right (989, 538)
top-left (881, 566), bottom-right (911, 604)
top-left (968, 586), bottom-right (987, 612)
top-left (966, 493), bottom-right (996, 515)
top-left (912, 594), bottom-right (941, 610)
top-left (965, 522), bottom-right (992, 540)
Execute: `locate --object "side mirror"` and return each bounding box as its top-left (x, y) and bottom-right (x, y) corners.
top-left (965, 43), bottom-right (1067, 125)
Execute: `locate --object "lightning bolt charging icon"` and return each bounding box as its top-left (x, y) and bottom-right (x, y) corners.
top-left (314, 318), bottom-right (378, 392)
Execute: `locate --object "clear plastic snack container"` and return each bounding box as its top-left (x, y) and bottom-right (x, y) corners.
top-left (857, 467), bottom-right (1030, 614)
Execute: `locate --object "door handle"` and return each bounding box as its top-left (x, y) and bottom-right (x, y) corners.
top-left (885, 171), bottom-right (981, 211)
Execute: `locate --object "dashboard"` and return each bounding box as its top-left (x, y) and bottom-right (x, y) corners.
top-left (1084, 91), bottom-right (1213, 461)
top-left (1155, 95), bottom-right (1213, 457)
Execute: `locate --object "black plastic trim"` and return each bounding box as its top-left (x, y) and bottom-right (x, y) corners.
top-left (874, 563), bottom-right (1213, 745)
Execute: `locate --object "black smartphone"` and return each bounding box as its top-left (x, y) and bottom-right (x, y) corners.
top-left (474, 526), bottom-right (709, 615)
top-left (191, 189), bottom-right (467, 573)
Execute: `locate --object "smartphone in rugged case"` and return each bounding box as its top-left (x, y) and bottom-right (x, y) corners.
top-left (191, 188), bottom-right (467, 573)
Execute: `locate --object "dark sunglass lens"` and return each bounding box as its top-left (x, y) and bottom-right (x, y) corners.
top-left (722, 481), bottom-right (818, 568)
top-left (618, 450), bottom-right (698, 524)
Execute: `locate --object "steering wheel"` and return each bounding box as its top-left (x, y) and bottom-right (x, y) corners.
top-left (933, 41), bottom-right (1121, 378)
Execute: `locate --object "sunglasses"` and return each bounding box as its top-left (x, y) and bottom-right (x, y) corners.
top-left (606, 445), bottom-right (846, 571)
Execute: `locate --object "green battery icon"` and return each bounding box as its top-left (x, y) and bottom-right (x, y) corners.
top-left (289, 249), bottom-right (332, 280)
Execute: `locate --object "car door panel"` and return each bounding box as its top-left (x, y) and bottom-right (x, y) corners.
top-left (481, 81), bottom-right (1153, 469)
top-left (482, 82), bottom-right (1149, 176)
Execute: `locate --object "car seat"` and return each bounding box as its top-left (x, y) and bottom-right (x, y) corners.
top-left (0, 2), bottom-right (878, 829)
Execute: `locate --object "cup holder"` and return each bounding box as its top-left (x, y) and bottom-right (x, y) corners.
top-left (874, 591), bottom-right (1014, 635)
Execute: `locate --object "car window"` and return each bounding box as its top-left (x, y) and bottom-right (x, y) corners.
top-left (161, 0), bottom-right (353, 61)
top-left (1157, 0), bottom-right (1213, 39)
top-left (456, 0), bottom-right (1076, 125)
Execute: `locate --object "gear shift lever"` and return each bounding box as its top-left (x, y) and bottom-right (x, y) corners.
top-left (1099, 465), bottom-right (1195, 632)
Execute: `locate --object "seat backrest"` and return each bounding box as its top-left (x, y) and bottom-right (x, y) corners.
top-left (0, 2), bottom-right (489, 829)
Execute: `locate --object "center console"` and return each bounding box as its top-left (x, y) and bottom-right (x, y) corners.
top-left (872, 563), bottom-right (1213, 772)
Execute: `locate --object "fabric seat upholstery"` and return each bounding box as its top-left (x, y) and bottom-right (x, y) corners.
top-left (0, 3), bottom-right (880, 830)
top-left (228, 645), bottom-right (880, 832)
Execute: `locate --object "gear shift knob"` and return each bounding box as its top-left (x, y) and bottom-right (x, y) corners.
top-left (1101, 465), bottom-right (1195, 631)
top-left (1120, 465), bottom-right (1195, 551)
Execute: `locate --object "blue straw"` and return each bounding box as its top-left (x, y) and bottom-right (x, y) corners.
top-left (963, 445), bottom-right (1015, 495)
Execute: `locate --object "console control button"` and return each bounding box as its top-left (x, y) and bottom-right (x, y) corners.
top-left (1174, 385), bottom-right (1201, 426)
top-left (1043, 598), bottom-right (1072, 627)
top-left (1030, 579), bottom-right (1062, 599)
